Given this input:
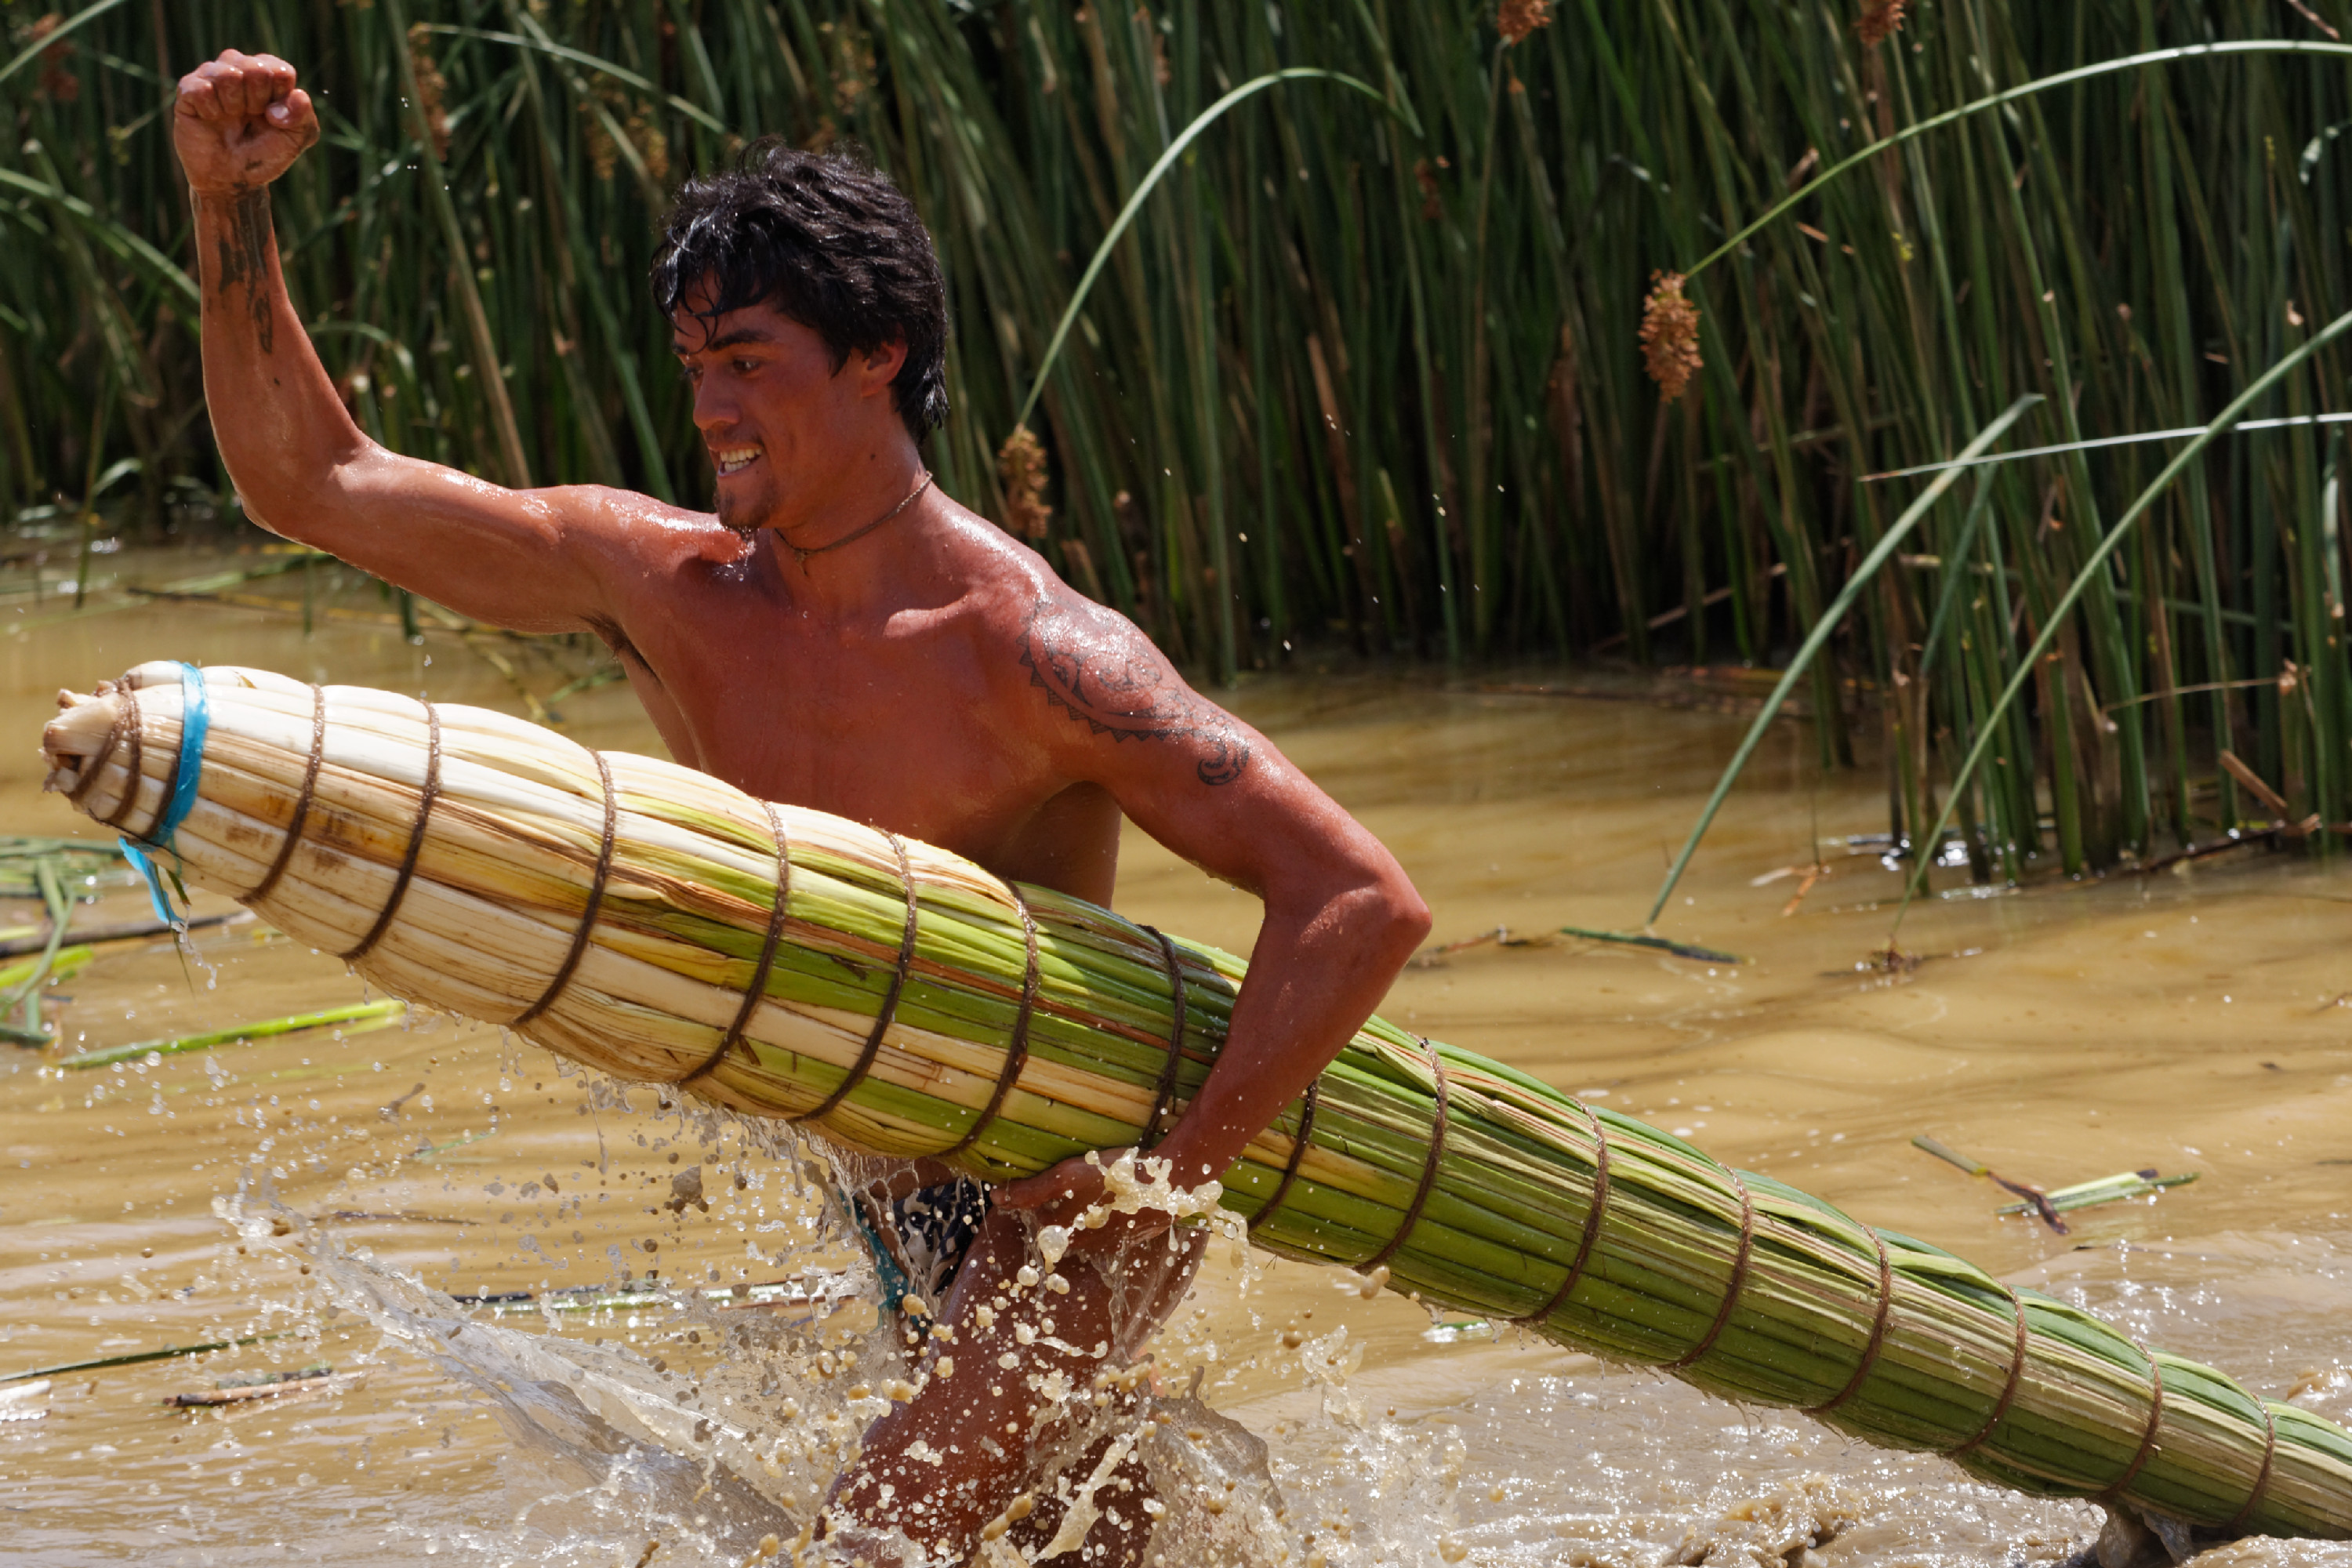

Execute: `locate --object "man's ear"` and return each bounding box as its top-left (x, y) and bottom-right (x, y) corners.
top-left (856, 337), bottom-right (909, 398)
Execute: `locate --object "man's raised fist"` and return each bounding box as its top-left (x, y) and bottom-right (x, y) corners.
top-left (174, 50), bottom-right (319, 196)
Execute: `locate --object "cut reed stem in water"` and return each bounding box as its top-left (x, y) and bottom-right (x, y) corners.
top-left (38, 661), bottom-right (2352, 1541)
top-left (56, 998), bottom-right (408, 1070)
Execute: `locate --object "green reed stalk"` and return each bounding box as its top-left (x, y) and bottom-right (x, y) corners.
top-left (381, 0), bottom-right (531, 491)
top-left (1011, 67), bottom-right (1386, 434)
top-left (1650, 395), bottom-right (2039, 924)
top-left (59, 999), bottom-right (408, 1070)
top-left (1682, 40), bottom-right (2352, 286)
top-left (1895, 306), bottom-right (2352, 926)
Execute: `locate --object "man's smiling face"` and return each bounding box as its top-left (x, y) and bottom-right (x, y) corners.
top-left (672, 292), bottom-right (873, 535)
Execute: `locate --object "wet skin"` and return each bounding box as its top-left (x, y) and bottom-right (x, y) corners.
top-left (175, 49), bottom-right (1430, 1563)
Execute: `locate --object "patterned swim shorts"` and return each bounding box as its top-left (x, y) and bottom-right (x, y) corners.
top-left (844, 1174), bottom-right (989, 1323)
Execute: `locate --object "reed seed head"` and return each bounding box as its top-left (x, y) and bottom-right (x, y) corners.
top-left (1855, 0), bottom-right (1907, 47)
top-left (582, 96), bottom-right (620, 182)
top-left (1639, 271), bottom-right (1703, 403)
top-left (829, 24), bottom-right (876, 115)
top-left (24, 13), bottom-right (79, 103)
top-left (1142, 7), bottom-right (1174, 87)
top-left (626, 104), bottom-right (670, 185)
top-left (997, 425), bottom-right (1053, 541)
top-left (1497, 0), bottom-right (1553, 46)
top-left (407, 24), bottom-right (452, 162)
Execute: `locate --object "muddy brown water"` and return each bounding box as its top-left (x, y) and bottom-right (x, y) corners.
top-left (2, 556), bottom-right (2349, 1566)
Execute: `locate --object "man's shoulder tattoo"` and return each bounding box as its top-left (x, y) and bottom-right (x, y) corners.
top-left (1018, 597), bottom-right (1250, 786)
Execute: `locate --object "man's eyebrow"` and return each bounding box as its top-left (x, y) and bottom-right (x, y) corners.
top-left (672, 326), bottom-right (779, 356)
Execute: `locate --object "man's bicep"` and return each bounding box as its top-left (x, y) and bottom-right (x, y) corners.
top-left (1017, 593), bottom-right (1355, 895)
top-left (1017, 593), bottom-right (1255, 789)
top-left (311, 451), bottom-right (628, 633)
top-left (1101, 724), bottom-right (1385, 916)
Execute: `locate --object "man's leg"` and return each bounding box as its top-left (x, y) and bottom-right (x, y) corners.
top-left (824, 1205), bottom-right (1203, 1562)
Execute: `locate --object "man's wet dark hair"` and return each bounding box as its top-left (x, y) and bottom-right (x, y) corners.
top-left (652, 140), bottom-right (949, 443)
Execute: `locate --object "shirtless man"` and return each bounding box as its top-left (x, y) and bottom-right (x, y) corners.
top-left (174, 49), bottom-right (1428, 1564)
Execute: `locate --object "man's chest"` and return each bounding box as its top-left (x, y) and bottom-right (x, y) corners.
top-left (608, 600), bottom-right (1059, 847)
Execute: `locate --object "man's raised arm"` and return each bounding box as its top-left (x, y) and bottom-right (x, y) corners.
top-left (176, 50), bottom-right (640, 635)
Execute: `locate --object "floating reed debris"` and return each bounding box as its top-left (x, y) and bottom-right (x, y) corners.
top-left (165, 1366), bottom-right (366, 1409)
top-left (2, 1332), bottom-right (282, 1387)
top-left (56, 998), bottom-right (407, 1071)
top-left (0, 843), bottom-right (79, 1044)
top-left (0, 943), bottom-right (90, 1000)
top-left (1913, 1134), bottom-right (2069, 1232)
top-left (36, 662), bottom-right (2352, 1541)
top-left (0, 909), bottom-right (246, 960)
top-left (1555, 925), bottom-right (1744, 964)
top-left (1414, 925), bottom-right (1744, 968)
top-left (0, 837), bottom-right (132, 896)
top-left (1995, 1171), bottom-right (2200, 1221)
top-left (126, 550), bottom-right (332, 603)
top-left (1913, 1141), bottom-right (2194, 1228)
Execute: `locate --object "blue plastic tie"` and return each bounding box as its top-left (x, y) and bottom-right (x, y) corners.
top-left (118, 662), bottom-right (209, 926)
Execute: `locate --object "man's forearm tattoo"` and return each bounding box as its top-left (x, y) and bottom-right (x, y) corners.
top-left (1020, 597), bottom-right (1251, 786)
top-left (212, 188), bottom-right (277, 355)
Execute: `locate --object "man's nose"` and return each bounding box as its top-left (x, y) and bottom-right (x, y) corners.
top-left (691, 375), bottom-right (735, 434)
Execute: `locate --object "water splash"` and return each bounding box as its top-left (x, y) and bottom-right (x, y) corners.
top-left (198, 1153), bottom-right (1490, 1568)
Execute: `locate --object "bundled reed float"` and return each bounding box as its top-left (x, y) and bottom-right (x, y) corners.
top-left (39, 661), bottom-right (2352, 1542)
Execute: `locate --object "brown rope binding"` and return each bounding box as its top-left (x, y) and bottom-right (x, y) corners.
top-left (1138, 925), bottom-right (1190, 1150)
top-left (1516, 1099), bottom-right (1613, 1325)
top-left (1947, 1287), bottom-right (2031, 1458)
top-left (794, 832), bottom-right (919, 1124)
top-left (2096, 1349), bottom-right (2168, 1504)
top-left (65, 702), bottom-right (127, 813)
top-left (678, 801), bottom-right (792, 1087)
top-left (247, 685), bottom-right (325, 905)
top-left (341, 702), bottom-right (443, 964)
top-left (2225, 1402), bottom-right (2281, 1535)
top-left (513, 748), bottom-right (617, 1026)
top-left (1359, 1040), bottom-right (1449, 1275)
top-left (1806, 1225), bottom-right (1895, 1415)
top-left (1668, 1168), bottom-right (1756, 1370)
top-left (1247, 1081), bottom-right (1320, 1234)
top-left (941, 879), bottom-right (1040, 1159)
top-left (97, 694), bottom-right (147, 830)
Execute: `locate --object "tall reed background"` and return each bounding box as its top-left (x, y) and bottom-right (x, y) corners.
top-left (6, 0), bottom-right (2352, 886)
